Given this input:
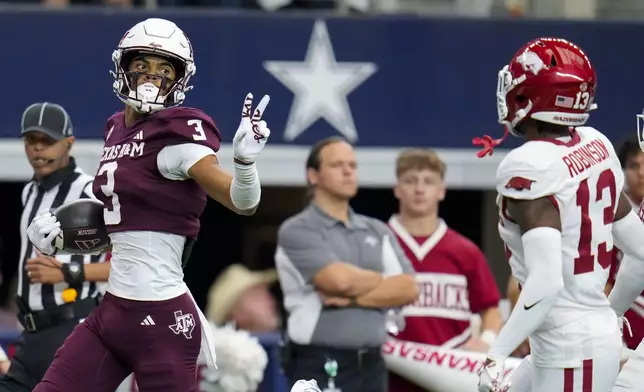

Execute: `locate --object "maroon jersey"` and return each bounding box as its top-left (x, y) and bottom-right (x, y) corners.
top-left (93, 107), bottom-right (221, 239)
top-left (387, 216), bottom-right (501, 392)
top-left (388, 216), bottom-right (500, 347)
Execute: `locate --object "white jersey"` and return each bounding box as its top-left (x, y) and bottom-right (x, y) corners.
top-left (497, 126), bottom-right (624, 367)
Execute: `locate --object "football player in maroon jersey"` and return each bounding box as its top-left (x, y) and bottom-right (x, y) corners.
top-left (27, 18), bottom-right (271, 392)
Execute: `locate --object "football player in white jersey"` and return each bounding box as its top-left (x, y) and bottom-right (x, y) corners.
top-left (474, 37), bottom-right (644, 392)
top-left (608, 115), bottom-right (644, 392)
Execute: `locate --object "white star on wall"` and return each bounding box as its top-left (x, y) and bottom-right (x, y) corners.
top-left (263, 20), bottom-right (377, 142)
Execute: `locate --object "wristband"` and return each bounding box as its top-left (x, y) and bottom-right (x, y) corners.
top-left (230, 162), bottom-right (260, 210)
top-left (61, 261), bottom-right (85, 285)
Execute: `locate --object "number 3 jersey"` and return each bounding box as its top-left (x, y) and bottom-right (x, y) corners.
top-left (497, 126), bottom-right (624, 367)
top-left (92, 107), bottom-right (221, 300)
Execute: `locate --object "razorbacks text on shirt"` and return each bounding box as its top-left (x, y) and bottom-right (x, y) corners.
top-left (388, 216), bottom-right (500, 348)
top-left (18, 160), bottom-right (107, 311)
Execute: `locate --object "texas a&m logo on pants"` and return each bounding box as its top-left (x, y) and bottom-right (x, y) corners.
top-left (169, 310), bottom-right (195, 339)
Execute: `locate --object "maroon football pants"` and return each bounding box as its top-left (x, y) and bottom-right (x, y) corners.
top-left (33, 292), bottom-right (202, 392)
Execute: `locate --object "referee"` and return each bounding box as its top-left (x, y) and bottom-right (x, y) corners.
top-left (275, 137), bottom-right (418, 392)
top-left (0, 103), bottom-right (110, 392)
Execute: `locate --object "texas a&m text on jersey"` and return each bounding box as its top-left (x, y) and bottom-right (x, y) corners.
top-left (28, 17), bottom-right (271, 392)
top-left (95, 106), bottom-right (221, 239)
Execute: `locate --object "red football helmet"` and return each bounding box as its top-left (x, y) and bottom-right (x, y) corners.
top-left (473, 37), bottom-right (598, 157)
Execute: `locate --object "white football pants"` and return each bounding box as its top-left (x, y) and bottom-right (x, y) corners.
top-left (614, 339), bottom-right (644, 392)
top-left (506, 345), bottom-right (622, 392)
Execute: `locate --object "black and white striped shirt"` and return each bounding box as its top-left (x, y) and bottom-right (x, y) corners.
top-left (18, 158), bottom-right (107, 311)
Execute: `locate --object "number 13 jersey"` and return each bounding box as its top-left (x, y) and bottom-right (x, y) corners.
top-left (92, 107), bottom-right (221, 300)
top-left (497, 126), bottom-right (624, 368)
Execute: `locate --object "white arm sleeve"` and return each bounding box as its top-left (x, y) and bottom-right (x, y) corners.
top-left (157, 143), bottom-right (216, 181)
top-left (609, 210), bottom-right (644, 315)
top-left (230, 162), bottom-right (261, 210)
top-left (488, 229), bottom-right (564, 360)
top-left (490, 150), bottom-right (565, 360)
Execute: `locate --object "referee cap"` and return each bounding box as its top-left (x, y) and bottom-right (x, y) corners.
top-left (21, 102), bottom-right (73, 140)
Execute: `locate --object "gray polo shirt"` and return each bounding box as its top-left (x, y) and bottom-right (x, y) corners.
top-left (275, 203), bottom-right (414, 348)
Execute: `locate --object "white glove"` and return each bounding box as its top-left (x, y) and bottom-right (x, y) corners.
top-left (233, 93), bottom-right (271, 164)
top-left (478, 357), bottom-right (510, 392)
top-left (26, 212), bottom-right (61, 256)
top-left (290, 379), bottom-right (322, 392)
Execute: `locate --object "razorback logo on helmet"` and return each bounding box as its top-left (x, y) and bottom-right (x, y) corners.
top-left (505, 177), bottom-right (535, 191)
top-left (516, 51), bottom-right (548, 75)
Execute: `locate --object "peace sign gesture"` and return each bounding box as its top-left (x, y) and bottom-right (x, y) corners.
top-left (233, 93), bottom-right (271, 165)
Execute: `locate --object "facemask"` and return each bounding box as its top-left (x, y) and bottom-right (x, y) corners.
top-left (131, 82), bottom-right (166, 113)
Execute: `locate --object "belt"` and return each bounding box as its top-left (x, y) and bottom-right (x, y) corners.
top-left (290, 343), bottom-right (382, 368)
top-left (17, 296), bottom-right (99, 332)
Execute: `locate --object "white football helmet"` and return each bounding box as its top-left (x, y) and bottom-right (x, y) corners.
top-left (111, 18), bottom-right (196, 114)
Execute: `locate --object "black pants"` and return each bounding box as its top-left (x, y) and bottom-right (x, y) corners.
top-left (0, 319), bottom-right (81, 392)
top-left (286, 344), bottom-right (387, 392)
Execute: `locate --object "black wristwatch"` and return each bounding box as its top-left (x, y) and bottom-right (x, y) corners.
top-left (61, 261), bottom-right (86, 285)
